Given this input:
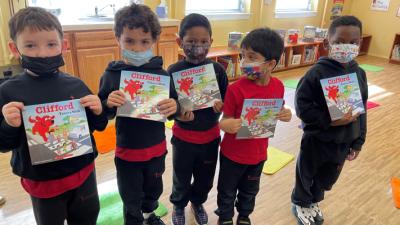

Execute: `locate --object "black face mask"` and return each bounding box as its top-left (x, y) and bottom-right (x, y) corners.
top-left (21, 54), bottom-right (64, 76)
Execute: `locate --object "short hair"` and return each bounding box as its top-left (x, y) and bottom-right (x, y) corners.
top-left (328, 16), bottom-right (362, 36)
top-left (114, 3), bottom-right (161, 40)
top-left (8, 7), bottom-right (63, 41)
top-left (179, 13), bottom-right (212, 39)
top-left (241, 28), bottom-right (284, 63)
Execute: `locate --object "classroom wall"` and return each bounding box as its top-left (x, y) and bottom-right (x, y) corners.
top-left (349, 0), bottom-right (400, 58)
top-left (0, 1), bottom-right (12, 65)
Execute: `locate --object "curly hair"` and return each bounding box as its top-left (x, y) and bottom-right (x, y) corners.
top-left (114, 3), bottom-right (161, 40)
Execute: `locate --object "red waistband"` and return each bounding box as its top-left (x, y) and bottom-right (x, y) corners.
top-left (21, 162), bottom-right (95, 199)
top-left (116, 140), bottom-right (167, 162)
top-left (172, 123), bottom-right (220, 144)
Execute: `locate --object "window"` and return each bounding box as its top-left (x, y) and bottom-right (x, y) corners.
top-left (185, 0), bottom-right (249, 20)
top-left (275, 0), bottom-right (318, 18)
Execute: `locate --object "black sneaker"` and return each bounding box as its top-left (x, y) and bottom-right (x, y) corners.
top-left (292, 204), bottom-right (315, 225)
top-left (191, 204), bottom-right (208, 225)
top-left (171, 206), bottom-right (185, 225)
top-left (218, 218), bottom-right (233, 225)
top-left (236, 216), bottom-right (251, 225)
top-left (310, 203), bottom-right (324, 225)
top-left (144, 213), bottom-right (166, 225)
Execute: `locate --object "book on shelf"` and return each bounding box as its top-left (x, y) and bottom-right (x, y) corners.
top-left (217, 56), bottom-right (236, 79)
top-left (392, 44), bottom-right (400, 61)
top-left (291, 54), bottom-right (302, 65)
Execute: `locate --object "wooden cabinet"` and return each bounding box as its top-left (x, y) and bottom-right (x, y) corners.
top-left (389, 33), bottom-right (400, 65)
top-left (61, 25), bottom-right (179, 93)
top-left (158, 41), bottom-right (178, 70)
top-left (77, 47), bottom-right (120, 93)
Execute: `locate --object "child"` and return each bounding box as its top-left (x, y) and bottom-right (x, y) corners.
top-left (216, 28), bottom-right (292, 225)
top-left (0, 7), bottom-right (107, 225)
top-left (97, 4), bottom-right (178, 225)
top-left (168, 13), bottom-right (229, 225)
top-left (291, 16), bottom-right (368, 225)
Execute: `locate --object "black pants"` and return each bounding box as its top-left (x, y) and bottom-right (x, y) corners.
top-left (115, 154), bottom-right (166, 225)
top-left (215, 153), bottom-right (264, 220)
top-left (30, 171), bottom-right (99, 225)
top-left (291, 134), bottom-right (350, 207)
top-left (169, 136), bottom-right (220, 208)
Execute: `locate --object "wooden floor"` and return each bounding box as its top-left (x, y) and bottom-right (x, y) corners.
top-left (0, 55), bottom-right (399, 225)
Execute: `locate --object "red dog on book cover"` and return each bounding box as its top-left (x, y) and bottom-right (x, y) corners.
top-left (178, 77), bottom-right (193, 96)
top-left (29, 115), bottom-right (55, 142)
top-left (244, 107), bottom-right (261, 125)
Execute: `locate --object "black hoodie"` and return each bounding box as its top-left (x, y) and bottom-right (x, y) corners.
top-left (295, 57), bottom-right (368, 150)
top-left (98, 57), bottom-right (178, 149)
top-left (0, 71), bottom-right (108, 181)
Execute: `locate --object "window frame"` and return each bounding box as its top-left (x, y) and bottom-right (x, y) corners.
top-left (185, 0), bottom-right (250, 21)
top-left (274, 0), bottom-right (318, 19)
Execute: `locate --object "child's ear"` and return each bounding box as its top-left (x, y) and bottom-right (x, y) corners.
top-left (323, 38), bottom-right (329, 50)
top-left (61, 39), bottom-right (68, 53)
top-left (267, 59), bottom-right (277, 71)
top-left (115, 36), bottom-right (121, 48)
top-left (8, 40), bottom-right (20, 59)
top-left (176, 37), bottom-right (182, 47)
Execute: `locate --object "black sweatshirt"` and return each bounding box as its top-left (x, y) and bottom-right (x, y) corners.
top-left (295, 57), bottom-right (368, 150)
top-left (0, 71), bottom-right (107, 181)
top-left (98, 56), bottom-right (178, 149)
top-left (167, 59), bottom-right (229, 131)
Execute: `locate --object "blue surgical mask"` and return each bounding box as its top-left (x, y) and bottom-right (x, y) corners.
top-left (122, 48), bottom-right (153, 67)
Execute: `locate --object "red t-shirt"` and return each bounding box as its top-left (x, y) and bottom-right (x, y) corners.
top-left (116, 140), bottom-right (167, 162)
top-left (172, 124), bottom-right (220, 144)
top-left (220, 76), bottom-right (284, 165)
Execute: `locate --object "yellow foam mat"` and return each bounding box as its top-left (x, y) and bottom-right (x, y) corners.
top-left (263, 147), bottom-right (295, 175)
top-left (165, 120), bottom-right (174, 129)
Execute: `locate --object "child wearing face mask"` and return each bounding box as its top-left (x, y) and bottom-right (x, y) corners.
top-left (216, 28), bottom-right (292, 225)
top-left (167, 13), bottom-right (229, 225)
top-left (1, 7), bottom-right (107, 225)
top-left (291, 16), bottom-right (368, 225)
top-left (98, 4), bottom-right (179, 225)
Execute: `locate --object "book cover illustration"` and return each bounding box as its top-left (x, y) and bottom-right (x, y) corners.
top-left (236, 99), bottom-right (284, 139)
top-left (320, 73), bottom-right (365, 121)
top-left (22, 99), bottom-right (93, 165)
top-left (172, 63), bottom-right (221, 111)
top-left (117, 70), bottom-right (170, 122)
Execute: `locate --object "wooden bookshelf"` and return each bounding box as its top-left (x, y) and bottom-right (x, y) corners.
top-left (389, 33), bottom-right (400, 65)
top-left (359, 34), bottom-right (372, 56)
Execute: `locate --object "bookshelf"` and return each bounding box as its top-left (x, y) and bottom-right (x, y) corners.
top-left (389, 33), bottom-right (400, 65)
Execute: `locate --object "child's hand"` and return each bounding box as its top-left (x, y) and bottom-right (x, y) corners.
top-left (107, 90), bottom-right (126, 108)
top-left (158, 98), bottom-right (177, 117)
top-left (331, 109), bottom-right (359, 126)
top-left (220, 118), bottom-right (242, 134)
top-left (276, 106), bottom-right (292, 122)
top-left (2, 102), bottom-right (24, 128)
top-left (346, 149), bottom-right (360, 161)
top-left (81, 95), bottom-right (103, 115)
top-left (177, 111), bottom-right (195, 122)
top-left (213, 100), bottom-right (224, 113)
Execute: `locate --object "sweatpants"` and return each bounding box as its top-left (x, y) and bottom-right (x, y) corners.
top-left (215, 153), bottom-right (265, 220)
top-left (169, 136), bottom-right (220, 208)
top-left (115, 154), bottom-right (166, 225)
top-left (30, 171), bottom-right (99, 225)
top-left (291, 134), bottom-right (351, 207)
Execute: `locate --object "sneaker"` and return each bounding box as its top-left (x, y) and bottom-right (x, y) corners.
top-left (191, 204), bottom-right (208, 225)
top-left (310, 203), bottom-right (324, 224)
top-left (236, 216), bottom-right (251, 225)
top-left (144, 213), bottom-right (166, 225)
top-left (171, 206), bottom-right (185, 225)
top-left (292, 204), bottom-right (315, 225)
top-left (218, 218), bottom-right (233, 225)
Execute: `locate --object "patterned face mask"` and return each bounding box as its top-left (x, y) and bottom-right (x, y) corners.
top-left (239, 59), bottom-right (266, 80)
top-left (182, 44), bottom-right (210, 64)
top-left (329, 44), bottom-right (359, 64)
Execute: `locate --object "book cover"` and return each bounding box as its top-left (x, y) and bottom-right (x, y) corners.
top-left (117, 70), bottom-right (170, 122)
top-left (236, 99), bottom-right (284, 139)
top-left (172, 63), bottom-right (222, 111)
top-left (320, 73), bottom-right (365, 121)
top-left (22, 99), bottom-right (93, 165)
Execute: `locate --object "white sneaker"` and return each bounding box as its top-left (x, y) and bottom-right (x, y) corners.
top-left (292, 204), bottom-right (315, 225)
top-left (310, 203), bottom-right (324, 224)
